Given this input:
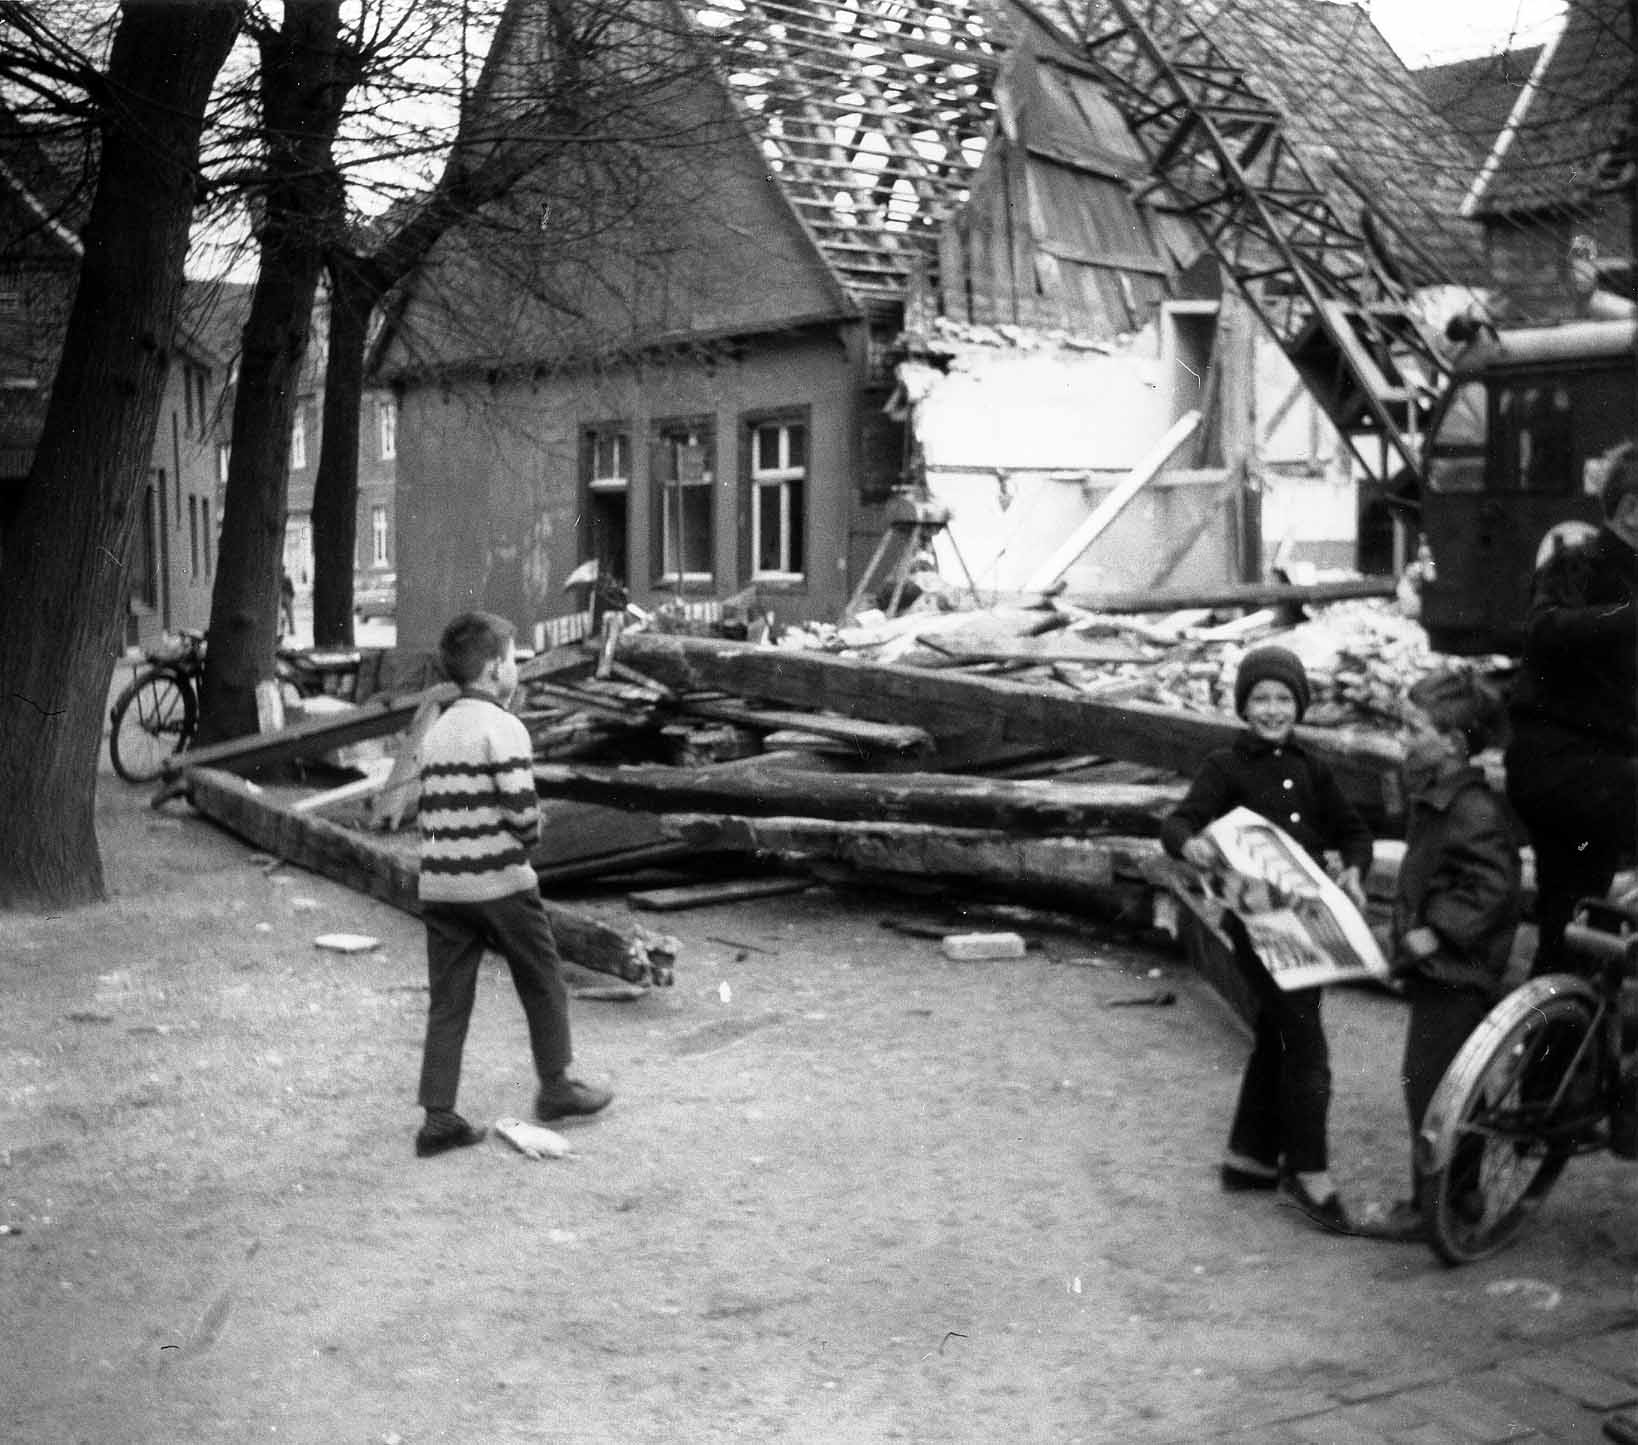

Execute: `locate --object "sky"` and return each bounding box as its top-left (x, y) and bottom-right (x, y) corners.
top-left (1359, 0), bottom-right (1568, 67)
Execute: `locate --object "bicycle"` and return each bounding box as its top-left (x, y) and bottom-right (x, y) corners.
top-left (109, 628), bottom-right (207, 783)
top-left (108, 630), bottom-right (361, 783)
top-left (1415, 898), bottom-right (1638, 1265)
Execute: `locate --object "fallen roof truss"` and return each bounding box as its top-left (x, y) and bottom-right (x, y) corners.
top-left (689, 0), bottom-right (1006, 298)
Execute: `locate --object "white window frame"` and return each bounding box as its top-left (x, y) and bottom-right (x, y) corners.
top-left (378, 399), bottom-right (396, 460)
top-left (371, 504), bottom-right (389, 566)
top-left (749, 419), bottom-right (806, 582)
top-left (290, 408), bottom-right (307, 470)
top-left (657, 424), bottom-right (714, 586)
top-left (587, 428), bottom-right (629, 492)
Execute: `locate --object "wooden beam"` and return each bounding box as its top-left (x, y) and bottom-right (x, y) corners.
top-left (163, 683), bottom-right (458, 781)
top-left (182, 767), bottom-right (676, 986)
top-left (1022, 410), bottom-right (1202, 592)
top-left (613, 634), bottom-right (1406, 832)
top-left (663, 814), bottom-right (1160, 920)
top-left (533, 761), bottom-right (1183, 835)
top-left (627, 876), bottom-right (814, 912)
top-left (1060, 577), bottom-right (1398, 614)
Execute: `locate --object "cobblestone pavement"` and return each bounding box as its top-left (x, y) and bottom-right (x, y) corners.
top-left (1206, 1321), bottom-right (1638, 1442)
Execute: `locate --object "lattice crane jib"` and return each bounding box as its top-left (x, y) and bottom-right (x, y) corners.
top-left (1054, 0), bottom-right (1450, 488)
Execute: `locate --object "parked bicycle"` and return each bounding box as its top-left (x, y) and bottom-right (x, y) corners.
top-left (1416, 898), bottom-right (1638, 1264)
top-left (108, 630), bottom-right (360, 783)
top-left (109, 629), bottom-right (207, 783)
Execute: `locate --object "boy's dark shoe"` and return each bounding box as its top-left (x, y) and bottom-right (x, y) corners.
top-left (1281, 1172), bottom-right (1355, 1235)
top-left (535, 1076), bottom-right (613, 1121)
top-left (415, 1113), bottom-right (486, 1158)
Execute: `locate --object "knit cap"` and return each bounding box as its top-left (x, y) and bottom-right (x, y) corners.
top-left (1407, 669), bottom-right (1507, 755)
top-left (1233, 645), bottom-right (1310, 720)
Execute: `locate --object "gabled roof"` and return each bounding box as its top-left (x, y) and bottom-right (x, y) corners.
top-left (691, 0), bottom-right (1488, 303)
top-left (1415, 46), bottom-right (1543, 161)
top-left (1470, 0), bottom-right (1633, 216)
top-left (0, 99), bottom-right (87, 264)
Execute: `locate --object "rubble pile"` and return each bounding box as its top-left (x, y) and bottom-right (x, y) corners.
top-left (770, 595), bottom-right (1510, 735)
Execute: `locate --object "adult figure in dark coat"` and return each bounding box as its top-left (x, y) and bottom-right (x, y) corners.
top-left (1506, 441), bottom-right (1638, 974)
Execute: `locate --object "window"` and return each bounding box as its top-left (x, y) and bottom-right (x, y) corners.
top-left (747, 417), bottom-right (807, 581)
top-left (195, 370), bottom-right (209, 437)
top-left (188, 496), bottom-right (200, 579)
top-left (371, 505), bottom-right (389, 566)
top-left (582, 425), bottom-right (630, 585)
top-left (378, 399), bottom-right (396, 460)
top-left (653, 422), bottom-right (714, 585)
top-left (217, 443), bottom-right (231, 486)
top-left (588, 428), bottom-right (628, 488)
top-left (290, 408), bottom-right (307, 470)
top-left (201, 498), bottom-right (212, 576)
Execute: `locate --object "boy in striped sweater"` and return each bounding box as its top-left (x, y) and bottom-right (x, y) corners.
top-left (414, 611), bottom-right (612, 1158)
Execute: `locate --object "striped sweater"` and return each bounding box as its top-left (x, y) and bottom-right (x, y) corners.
top-left (417, 692), bottom-right (540, 903)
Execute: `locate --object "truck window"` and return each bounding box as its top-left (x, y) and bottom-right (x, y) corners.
top-left (1425, 380), bottom-right (1486, 493)
top-left (1494, 368), bottom-right (1633, 497)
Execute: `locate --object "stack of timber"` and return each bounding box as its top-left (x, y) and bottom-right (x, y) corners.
top-left (166, 674), bottom-right (679, 988)
top-left (169, 578), bottom-right (1475, 957)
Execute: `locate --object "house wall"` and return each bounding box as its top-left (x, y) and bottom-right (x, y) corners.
top-left (1483, 207), bottom-right (1633, 321)
top-left (395, 327), bottom-right (867, 651)
top-left (273, 296), bottom-right (398, 606)
top-left (128, 352), bottom-right (225, 653)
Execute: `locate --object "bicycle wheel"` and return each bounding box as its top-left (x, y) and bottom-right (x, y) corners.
top-left (109, 669), bottom-right (196, 783)
top-left (1418, 976), bottom-right (1598, 1265)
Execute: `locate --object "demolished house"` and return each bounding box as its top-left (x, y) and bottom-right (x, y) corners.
top-left (172, 0), bottom-right (1594, 1010)
top-left (372, 0), bottom-right (1492, 644)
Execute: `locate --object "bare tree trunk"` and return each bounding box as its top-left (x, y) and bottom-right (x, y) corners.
top-left (196, 0), bottom-right (354, 746)
top-left (0, 2), bottom-right (240, 911)
top-left (310, 257), bottom-right (382, 646)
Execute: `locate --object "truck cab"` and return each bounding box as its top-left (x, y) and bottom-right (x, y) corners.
top-left (1418, 318), bottom-right (1636, 655)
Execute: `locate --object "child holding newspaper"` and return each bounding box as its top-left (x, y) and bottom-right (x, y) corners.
top-left (1363, 670), bottom-right (1521, 1242)
top-left (1162, 646), bottom-right (1373, 1233)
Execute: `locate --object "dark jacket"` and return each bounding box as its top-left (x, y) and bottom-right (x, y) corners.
top-left (1392, 765), bottom-right (1521, 997)
top-left (1161, 732), bottom-right (1374, 876)
top-left (1509, 525), bottom-right (1638, 754)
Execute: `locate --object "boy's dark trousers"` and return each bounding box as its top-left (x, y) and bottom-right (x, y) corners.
top-left (1225, 916), bottom-right (1331, 1175)
top-left (1399, 976), bottom-right (1492, 1205)
top-left (418, 889), bottom-right (572, 1111)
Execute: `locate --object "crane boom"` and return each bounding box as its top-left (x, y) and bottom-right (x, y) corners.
top-left (1023, 0), bottom-right (1449, 487)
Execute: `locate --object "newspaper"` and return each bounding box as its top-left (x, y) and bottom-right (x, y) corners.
top-left (1201, 806), bottom-right (1389, 992)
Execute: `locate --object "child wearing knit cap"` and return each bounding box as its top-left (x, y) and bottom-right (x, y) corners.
top-left (1162, 645), bottom-right (1374, 1234)
top-left (1363, 669), bottom-right (1521, 1242)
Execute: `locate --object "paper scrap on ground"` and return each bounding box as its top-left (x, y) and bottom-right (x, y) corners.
top-left (494, 1117), bottom-right (572, 1160)
top-left (313, 933), bottom-right (382, 954)
top-left (1202, 806), bottom-right (1388, 991)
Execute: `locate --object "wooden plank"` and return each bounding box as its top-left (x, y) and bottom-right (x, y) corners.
top-left (182, 767), bottom-right (676, 986)
top-left (289, 758), bottom-right (397, 815)
top-left (627, 876), bottom-right (814, 912)
top-left (165, 683), bottom-right (458, 781)
top-left (675, 696), bottom-right (933, 755)
top-left (614, 633), bottom-right (1406, 831)
top-left (533, 761), bottom-right (1183, 835)
top-left (1022, 410), bottom-right (1202, 591)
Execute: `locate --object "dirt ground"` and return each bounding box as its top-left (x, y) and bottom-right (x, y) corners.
top-left (3, 743), bottom-right (1635, 1444)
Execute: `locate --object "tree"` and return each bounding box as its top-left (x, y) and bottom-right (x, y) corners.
top-left (0, 1), bottom-right (241, 910)
top-left (193, 0), bottom-right (355, 747)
